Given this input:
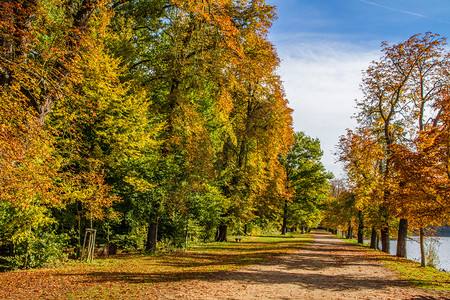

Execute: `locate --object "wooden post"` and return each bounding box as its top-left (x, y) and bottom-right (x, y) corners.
top-left (81, 229), bottom-right (96, 262)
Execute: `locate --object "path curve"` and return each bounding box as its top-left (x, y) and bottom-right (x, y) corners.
top-left (153, 231), bottom-right (449, 299)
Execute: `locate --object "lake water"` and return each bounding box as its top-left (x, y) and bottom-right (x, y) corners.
top-left (365, 237), bottom-right (450, 271)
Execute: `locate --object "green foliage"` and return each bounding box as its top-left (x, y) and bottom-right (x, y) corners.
top-left (110, 232), bottom-right (146, 252)
top-left (279, 132), bottom-right (332, 230)
top-left (1, 229), bottom-right (68, 270)
top-left (1, 0), bottom-right (295, 265)
top-left (0, 202), bottom-right (53, 247)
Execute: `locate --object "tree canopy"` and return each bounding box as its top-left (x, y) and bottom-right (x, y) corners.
top-left (0, 0), bottom-right (296, 268)
top-left (332, 32), bottom-right (450, 266)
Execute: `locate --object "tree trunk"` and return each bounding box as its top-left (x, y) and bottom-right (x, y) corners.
top-left (376, 231), bottom-right (380, 250)
top-left (215, 224), bottom-right (228, 242)
top-left (184, 219), bottom-right (189, 249)
top-left (381, 226), bottom-right (390, 253)
top-left (396, 218), bottom-right (408, 258)
top-left (347, 221), bottom-right (353, 239)
top-left (281, 218), bottom-right (287, 235)
top-left (419, 227), bottom-right (426, 267)
top-left (281, 199), bottom-right (287, 235)
top-left (357, 210), bottom-right (364, 244)
top-left (244, 224), bottom-right (248, 235)
top-left (23, 239), bottom-right (29, 269)
top-left (370, 227), bottom-right (377, 249)
top-left (77, 206), bottom-right (82, 259)
top-left (145, 218), bottom-right (158, 252)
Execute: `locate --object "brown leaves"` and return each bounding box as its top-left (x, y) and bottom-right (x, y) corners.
top-left (0, 235), bottom-right (310, 299)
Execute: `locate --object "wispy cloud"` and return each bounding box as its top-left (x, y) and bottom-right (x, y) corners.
top-left (357, 0), bottom-right (450, 26)
top-left (357, 0), bottom-right (427, 18)
top-left (277, 42), bottom-right (379, 177)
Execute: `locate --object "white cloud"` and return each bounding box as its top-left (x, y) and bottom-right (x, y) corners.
top-left (277, 42), bottom-right (380, 178)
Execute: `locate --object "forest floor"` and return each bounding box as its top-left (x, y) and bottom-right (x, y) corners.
top-left (1, 231), bottom-right (449, 299)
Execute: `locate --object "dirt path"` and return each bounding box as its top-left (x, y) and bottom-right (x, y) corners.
top-left (154, 231), bottom-right (449, 299)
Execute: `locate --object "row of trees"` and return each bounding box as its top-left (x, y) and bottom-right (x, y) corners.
top-left (0, 0), bottom-right (330, 269)
top-left (323, 32), bottom-right (450, 267)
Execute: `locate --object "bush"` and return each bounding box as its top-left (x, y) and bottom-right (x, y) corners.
top-left (110, 233), bottom-right (145, 251)
top-left (0, 231), bottom-right (68, 270)
top-left (425, 237), bottom-right (441, 269)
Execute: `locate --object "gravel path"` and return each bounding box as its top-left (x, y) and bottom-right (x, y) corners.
top-left (154, 231), bottom-right (449, 299)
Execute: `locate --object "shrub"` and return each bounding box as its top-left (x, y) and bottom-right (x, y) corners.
top-left (1, 230), bottom-right (68, 270)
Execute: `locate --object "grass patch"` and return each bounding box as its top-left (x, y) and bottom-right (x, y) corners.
top-left (337, 235), bottom-right (450, 290)
top-left (0, 233), bottom-right (311, 299)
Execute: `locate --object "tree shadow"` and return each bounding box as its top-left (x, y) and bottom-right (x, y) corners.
top-left (47, 231), bottom-right (431, 293)
top-left (5, 231), bottom-right (448, 299)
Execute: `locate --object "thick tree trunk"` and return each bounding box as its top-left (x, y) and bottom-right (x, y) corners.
top-left (419, 227), bottom-right (426, 267)
top-left (145, 218), bottom-right (158, 252)
top-left (381, 226), bottom-right (390, 253)
top-left (281, 218), bottom-right (287, 235)
top-left (370, 227), bottom-right (377, 249)
top-left (215, 224), bottom-right (228, 242)
top-left (357, 210), bottom-right (364, 244)
top-left (396, 218), bottom-right (408, 258)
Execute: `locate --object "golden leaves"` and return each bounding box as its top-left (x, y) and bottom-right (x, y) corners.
top-left (344, 32), bottom-right (450, 230)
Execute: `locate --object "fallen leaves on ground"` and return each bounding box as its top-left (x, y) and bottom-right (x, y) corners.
top-left (0, 234), bottom-right (311, 299)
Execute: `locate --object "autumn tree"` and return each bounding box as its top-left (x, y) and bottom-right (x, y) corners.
top-left (389, 42), bottom-right (450, 264)
top-left (212, 0), bottom-right (293, 241)
top-left (0, 0), bottom-right (120, 267)
top-left (47, 13), bottom-right (157, 254)
top-left (343, 32), bottom-right (450, 260)
top-left (1, 0), bottom-right (294, 264)
top-left (321, 181), bottom-right (358, 238)
top-left (337, 128), bottom-right (385, 248)
top-left (109, 0), bottom-right (293, 247)
top-left (355, 42), bottom-right (415, 253)
top-left (386, 33), bottom-right (450, 262)
top-left (109, 0), bottom-right (245, 249)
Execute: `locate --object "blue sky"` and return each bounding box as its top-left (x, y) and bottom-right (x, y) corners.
top-left (266, 0), bottom-right (450, 177)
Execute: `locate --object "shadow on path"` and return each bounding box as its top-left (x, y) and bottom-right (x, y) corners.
top-left (52, 231), bottom-right (417, 292)
top-left (6, 230), bottom-right (447, 299)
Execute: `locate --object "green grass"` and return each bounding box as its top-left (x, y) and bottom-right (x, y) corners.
top-left (338, 236), bottom-right (450, 290)
top-left (0, 233), bottom-right (311, 299)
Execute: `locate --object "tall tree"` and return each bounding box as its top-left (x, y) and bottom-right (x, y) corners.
top-left (213, 0), bottom-right (293, 241)
top-left (386, 32), bottom-right (450, 260)
top-left (344, 32), bottom-right (450, 258)
top-left (337, 128), bottom-right (384, 249)
top-left (110, 0), bottom-right (293, 248)
top-left (0, 0), bottom-right (116, 267)
top-left (279, 132), bottom-right (331, 234)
